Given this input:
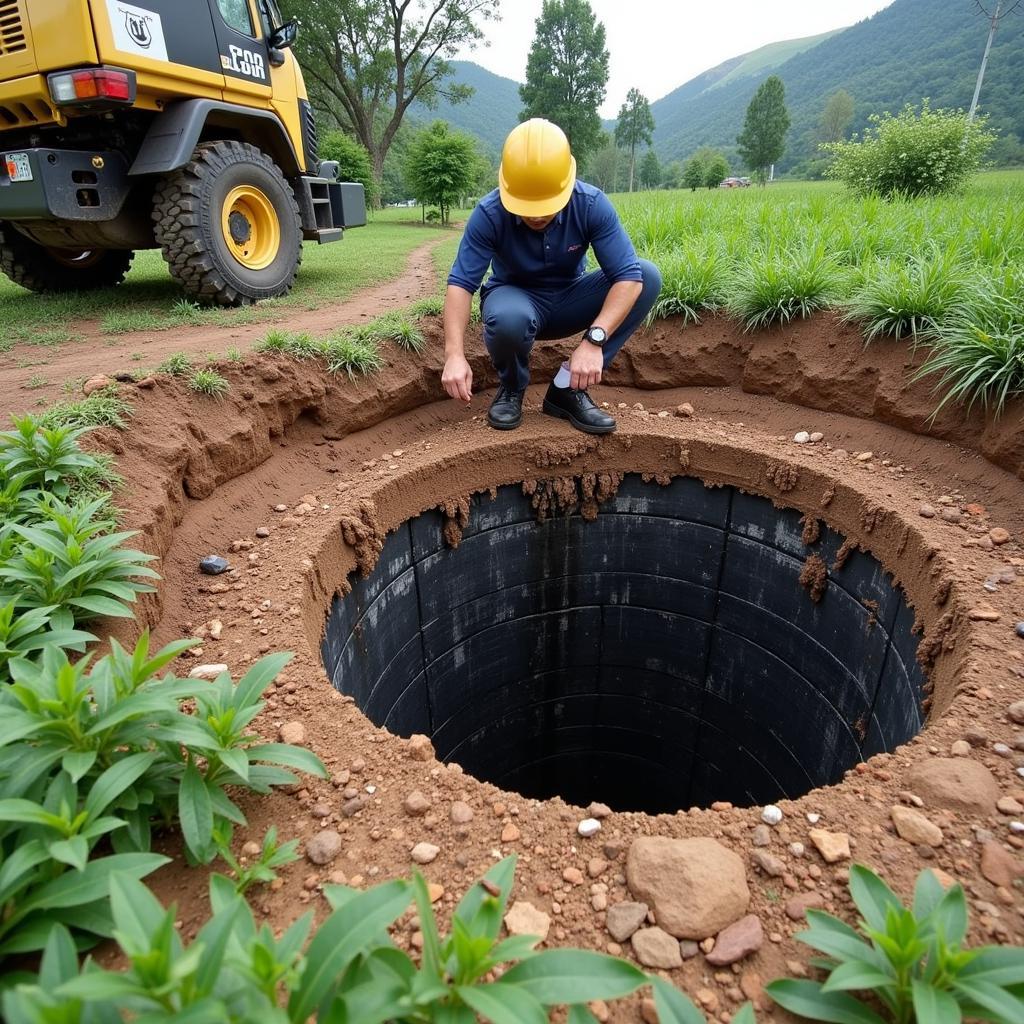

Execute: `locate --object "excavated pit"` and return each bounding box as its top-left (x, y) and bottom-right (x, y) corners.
top-left (321, 473), bottom-right (927, 814)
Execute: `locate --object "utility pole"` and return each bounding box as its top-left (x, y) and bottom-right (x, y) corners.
top-left (969, 0), bottom-right (1021, 121)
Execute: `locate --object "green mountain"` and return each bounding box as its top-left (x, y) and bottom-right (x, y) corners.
top-left (408, 60), bottom-right (521, 160)
top-left (651, 0), bottom-right (1024, 173)
top-left (706, 29), bottom-right (843, 92)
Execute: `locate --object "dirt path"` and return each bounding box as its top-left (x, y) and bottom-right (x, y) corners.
top-left (0, 237), bottom-right (447, 416)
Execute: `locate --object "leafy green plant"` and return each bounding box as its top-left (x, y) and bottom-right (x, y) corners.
top-left (226, 346), bottom-right (244, 362)
top-left (408, 295), bottom-right (445, 318)
top-left (216, 826), bottom-right (299, 895)
top-left (648, 243), bottom-right (727, 324)
top-left (2, 858), bottom-right (753, 1023)
top-left (257, 327), bottom-right (292, 352)
top-left (156, 352), bottom-right (192, 376)
top-left (767, 863), bottom-right (1024, 1024)
top-left (189, 368), bottom-right (230, 397)
top-left (374, 314), bottom-right (426, 353)
top-left (324, 330), bottom-right (384, 379)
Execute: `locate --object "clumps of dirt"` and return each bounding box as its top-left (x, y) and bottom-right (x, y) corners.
top-left (917, 611), bottom-right (956, 671)
top-left (820, 484), bottom-right (836, 508)
top-left (522, 472), bottom-right (623, 522)
top-left (862, 599), bottom-right (880, 630)
top-left (765, 460), bottom-right (798, 492)
top-left (527, 436), bottom-right (600, 468)
top-left (800, 514), bottom-right (821, 546)
top-left (641, 471), bottom-right (673, 486)
top-left (833, 538), bottom-right (856, 571)
top-left (340, 499), bottom-right (385, 575)
top-left (799, 553), bottom-right (828, 603)
top-left (439, 496), bottom-right (472, 549)
top-left (678, 445), bottom-right (691, 470)
top-left (860, 503), bottom-right (882, 534)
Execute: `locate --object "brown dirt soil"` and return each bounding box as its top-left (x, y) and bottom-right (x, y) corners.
top-left (79, 312), bottom-right (1024, 1019)
top-left (0, 238), bottom-right (444, 413)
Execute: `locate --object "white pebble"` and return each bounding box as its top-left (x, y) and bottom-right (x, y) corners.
top-left (188, 663), bottom-right (228, 680)
top-left (809, 431), bottom-right (824, 443)
top-left (1017, 767), bottom-right (1024, 779)
top-left (789, 842), bottom-right (805, 857)
top-left (577, 818), bottom-right (602, 837)
top-left (365, 785), bottom-right (376, 794)
top-left (806, 813), bottom-right (820, 824)
top-left (1010, 821), bottom-right (1024, 834)
top-left (793, 431), bottom-right (810, 444)
top-left (761, 805), bottom-right (783, 826)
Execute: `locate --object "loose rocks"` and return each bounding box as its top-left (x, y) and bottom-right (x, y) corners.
top-left (408, 734), bottom-right (434, 761)
top-left (199, 555), bottom-right (230, 575)
top-left (705, 915), bottom-right (764, 967)
top-left (504, 901), bottom-right (551, 941)
top-left (907, 759), bottom-right (999, 814)
top-left (808, 829), bottom-right (851, 863)
top-left (278, 721), bottom-right (306, 745)
top-left (306, 830), bottom-right (342, 865)
top-left (578, 818), bottom-right (602, 837)
top-left (188, 663), bottom-right (227, 680)
top-left (1008, 701), bottom-right (1024, 725)
top-left (761, 805), bottom-right (783, 826)
top-left (606, 901), bottom-right (649, 942)
top-left (891, 806), bottom-right (943, 847)
top-left (403, 791), bottom-right (431, 816)
top-left (631, 927), bottom-right (683, 969)
top-left (980, 842), bottom-right (1023, 888)
top-left (626, 837), bottom-right (750, 939)
top-left (410, 842), bottom-right (439, 865)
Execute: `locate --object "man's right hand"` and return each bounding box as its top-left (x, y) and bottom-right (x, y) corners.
top-left (442, 354), bottom-right (473, 404)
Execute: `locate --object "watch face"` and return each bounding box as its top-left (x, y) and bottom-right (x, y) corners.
top-left (589, 327), bottom-right (607, 343)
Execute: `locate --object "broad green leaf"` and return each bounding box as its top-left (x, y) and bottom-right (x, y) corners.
top-left (649, 975), bottom-right (706, 1024)
top-left (21, 852), bottom-right (169, 913)
top-left (109, 872), bottom-right (170, 951)
top-left (960, 946), bottom-right (1024, 987)
top-left (500, 949), bottom-right (646, 1003)
top-left (458, 982), bottom-right (548, 1024)
top-left (567, 1005), bottom-right (600, 1024)
top-left (67, 595), bottom-right (135, 619)
top-left (193, 899), bottom-right (243, 994)
top-left (83, 751), bottom-right (157, 818)
top-left (932, 884), bottom-right (968, 947)
top-left (58, 971), bottom-right (143, 1001)
top-left (234, 652), bottom-right (292, 708)
top-left (61, 749), bottom-right (98, 783)
top-left (821, 959), bottom-right (896, 994)
top-left (412, 872), bottom-right (444, 980)
top-left (489, 934), bottom-right (543, 964)
top-left (849, 864), bottom-right (902, 933)
top-left (179, 758), bottom-right (214, 862)
top-left (913, 868), bottom-right (946, 922)
top-left (48, 836), bottom-right (89, 872)
top-left (38, 923), bottom-right (79, 989)
top-left (287, 879), bottom-right (411, 1021)
top-left (731, 1005), bottom-right (758, 1024)
top-left (912, 980), bottom-right (961, 1024)
top-left (952, 978), bottom-right (1024, 1024)
top-left (245, 743), bottom-right (328, 777)
top-left (452, 855), bottom-right (517, 945)
top-left (766, 978), bottom-right (888, 1024)
top-left (799, 911), bottom-right (881, 966)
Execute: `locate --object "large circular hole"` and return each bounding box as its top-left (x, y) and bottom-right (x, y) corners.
top-left (321, 474), bottom-right (927, 814)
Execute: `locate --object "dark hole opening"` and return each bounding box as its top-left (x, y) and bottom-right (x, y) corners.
top-left (322, 475), bottom-right (926, 814)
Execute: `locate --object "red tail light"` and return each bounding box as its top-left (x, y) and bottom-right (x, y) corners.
top-left (48, 67), bottom-right (136, 107)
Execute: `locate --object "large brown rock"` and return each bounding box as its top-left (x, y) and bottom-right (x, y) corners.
top-left (907, 759), bottom-right (999, 815)
top-left (980, 842), bottom-right (1023, 889)
top-left (626, 836), bottom-right (750, 939)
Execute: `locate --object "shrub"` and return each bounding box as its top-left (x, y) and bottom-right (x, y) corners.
top-left (823, 102), bottom-right (996, 199)
top-left (425, 207), bottom-right (441, 223)
top-left (2, 857), bottom-right (755, 1023)
top-left (766, 863), bottom-right (1024, 1024)
top-left (0, 637), bottom-right (327, 959)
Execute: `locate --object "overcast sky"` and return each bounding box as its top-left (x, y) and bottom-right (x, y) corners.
top-left (456, 1), bottom-right (896, 117)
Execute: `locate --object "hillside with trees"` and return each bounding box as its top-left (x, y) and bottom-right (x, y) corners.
top-left (650, 0), bottom-right (1024, 173)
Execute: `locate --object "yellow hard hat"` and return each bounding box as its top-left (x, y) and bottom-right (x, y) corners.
top-left (498, 118), bottom-right (577, 218)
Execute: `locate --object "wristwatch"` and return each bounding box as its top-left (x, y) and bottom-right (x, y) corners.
top-left (583, 326), bottom-right (607, 348)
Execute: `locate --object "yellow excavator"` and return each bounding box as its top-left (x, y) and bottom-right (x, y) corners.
top-left (0, 0), bottom-right (365, 305)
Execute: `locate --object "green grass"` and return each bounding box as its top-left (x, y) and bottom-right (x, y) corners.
top-left (36, 387), bottom-right (132, 430)
top-left (323, 331), bottom-right (384, 379)
top-left (156, 352), bottom-right (193, 376)
top-left (189, 368), bottom-right (229, 397)
top-left (0, 221), bottom-right (451, 342)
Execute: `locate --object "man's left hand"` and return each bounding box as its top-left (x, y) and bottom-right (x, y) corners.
top-left (569, 342), bottom-right (604, 391)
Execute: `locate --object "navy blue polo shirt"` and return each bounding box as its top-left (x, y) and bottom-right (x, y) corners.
top-left (447, 180), bottom-right (642, 298)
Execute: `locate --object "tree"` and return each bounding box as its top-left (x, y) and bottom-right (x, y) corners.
top-left (736, 75), bottom-right (791, 184)
top-left (681, 155), bottom-right (704, 191)
top-left (404, 120), bottom-right (481, 222)
top-left (319, 130), bottom-right (379, 205)
top-left (519, 0), bottom-right (610, 162)
top-left (614, 88), bottom-right (655, 192)
top-left (821, 89), bottom-right (855, 143)
top-left (280, 0), bottom-right (499, 190)
top-left (661, 160), bottom-right (682, 190)
top-left (639, 149), bottom-right (661, 190)
top-left (704, 152), bottom-right (730, 189)
top-left (583, 137), bottom-right (622, 193)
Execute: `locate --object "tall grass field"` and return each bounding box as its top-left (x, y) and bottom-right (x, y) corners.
top-left (613, 171), bottom-right (1024, 415)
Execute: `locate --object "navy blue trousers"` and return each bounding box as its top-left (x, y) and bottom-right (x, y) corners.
top-left (481, 259), bottom-right (662, 391)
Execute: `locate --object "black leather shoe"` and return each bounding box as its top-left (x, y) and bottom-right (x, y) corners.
top-left (541, 383), bottom-right (616, 434)
top-left (487, 385), bottom-right (525, 430)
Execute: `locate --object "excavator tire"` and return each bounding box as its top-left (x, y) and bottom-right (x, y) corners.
top-left (153, 140), bottom-right (301, 307)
